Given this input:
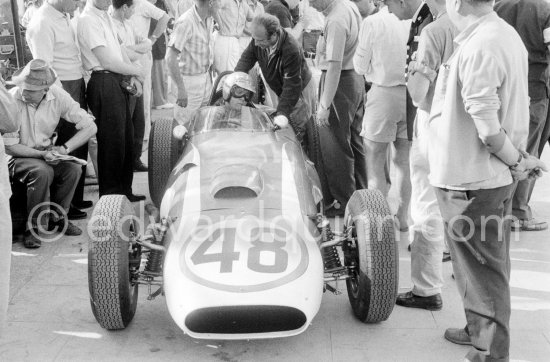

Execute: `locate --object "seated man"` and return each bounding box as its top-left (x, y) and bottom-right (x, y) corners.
top-left (3, 59), bottom-right (97, 249)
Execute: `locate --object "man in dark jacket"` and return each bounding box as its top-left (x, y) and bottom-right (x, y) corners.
top-left (235, 13), bottom-right (316, 140)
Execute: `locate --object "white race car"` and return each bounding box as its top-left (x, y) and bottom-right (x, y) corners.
top-left (88, 76), bottom-right (398, 340)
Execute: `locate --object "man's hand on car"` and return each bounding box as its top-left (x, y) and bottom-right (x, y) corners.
top-left (42, 150), bottom-right (59, 165)
top-left (273, 115), bottom-right (289, 130)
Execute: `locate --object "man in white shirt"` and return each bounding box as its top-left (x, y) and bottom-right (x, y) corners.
top-left (129, 0), bottom-right (169, 148)
top-left (431, 1), bottom-right (545, 359)
top-left (78, 0), bottom-right (145, 201)
top-left (0, 79), bottom-right (18, 337)
top-left (111, 0), bottom-right (154, 172)
top-left (3, 60), bottom-right (97, 248)
top-left (353, 5), bottom-right (412, 232)
top-left (26, 0), bottom-right (92, 221)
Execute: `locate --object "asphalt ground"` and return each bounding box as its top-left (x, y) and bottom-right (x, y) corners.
top-left (2, 109), bottom-right (549, 361)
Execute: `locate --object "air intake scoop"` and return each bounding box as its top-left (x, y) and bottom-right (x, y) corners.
top-left (210, 164), bottom-right (263, 199)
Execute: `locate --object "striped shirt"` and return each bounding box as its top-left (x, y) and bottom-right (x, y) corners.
top-left (214, 0), bottom-right (253, 37)
top-left (168, 5), bottom-right (213, 75)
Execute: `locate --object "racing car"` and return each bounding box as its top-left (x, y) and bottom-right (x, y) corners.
top-left (87, 72), bottom-right (398, 340)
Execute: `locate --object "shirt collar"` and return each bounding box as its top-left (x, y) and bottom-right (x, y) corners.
top-left (454, 11), bottom-right (497, 46)
top-left (44, 2), bottom-right (67, 19)
top-left (86, 1), bottom-right (109, 18)
top-left (13, 87), bottom-right (56, 104)
top-left (192, 4), bottom-right (209, 26)
top-left (322, 0), bottom-right (341, 16)
top-left (412, 1), bottom-right (426, 22)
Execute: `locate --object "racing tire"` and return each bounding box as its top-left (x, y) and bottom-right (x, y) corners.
top-left (343, 189), bottom-right (398, 323)
top-left (305, 117), bottom-right (330, 203)
top-left (148, 118), bottom-right (180, 207)
top-left (88, 195), bottom-right (140, 330)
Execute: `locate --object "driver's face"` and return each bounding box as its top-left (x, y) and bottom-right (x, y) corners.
top-left (228, 96), bottom-right (247, 109)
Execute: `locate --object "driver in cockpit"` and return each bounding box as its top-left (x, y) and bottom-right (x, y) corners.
top-left (210, 72), bottom-right (256, 129)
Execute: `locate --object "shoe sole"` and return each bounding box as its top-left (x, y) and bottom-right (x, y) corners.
top-left (511, 225), bottom-right (548, 231)
top-left (395, 302), bottom-right (442, 311)
top-left (444, 334), bottom-right (472, 346)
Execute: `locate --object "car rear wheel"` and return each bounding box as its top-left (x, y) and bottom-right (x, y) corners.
top-left (343, 189), bottom-right (398, 323)
top-left (148, 118), bottom-right (180, 207)
top-left (88, 195), bottom-right (141, 330)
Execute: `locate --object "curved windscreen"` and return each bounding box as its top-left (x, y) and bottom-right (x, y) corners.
top-left (190, 106), bottom-right (273, 134)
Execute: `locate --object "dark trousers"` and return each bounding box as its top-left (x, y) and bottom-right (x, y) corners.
top-left (435, 184), bottom-right (515, 362)
top-left (318, 69), bottom-right (367, 207)
top-left (57, 78), bottom-right (87, 205)
top-left (9, 158), bottom-right (82, 228)
top-left (538, 96), bottom-right (550, 157)
top-left (87, 72), bottom-right (134, 196)
top-left (512, 97), bottom-right (549, 220)
top-left (129, 95), bottom-right (145, 165)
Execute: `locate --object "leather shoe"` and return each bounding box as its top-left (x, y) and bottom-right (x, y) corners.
top-left (396, 291), bottom-right (442, 311)
top-left (68, 207), bottom-right (87, 220)
top-left (23, 229), bottom-right (41, 249)
top-left (134, 162), bottom-right (148, 172)
top-left (48, 219), bottom-right (82, 236)
top-left (73, 200), bottom-right (93, 209)
top-left (444, 327), bottom-right (471, 345)
top-left (126, 194), bottom-right (146, 202)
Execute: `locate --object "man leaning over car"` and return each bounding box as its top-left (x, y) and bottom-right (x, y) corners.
top-left (3, 60), bottom-right (97, 249)
top-left (235, 13), bottom-right (317, 141)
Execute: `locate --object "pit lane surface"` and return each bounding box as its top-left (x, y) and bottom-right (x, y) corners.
top-left (3, 110), bottom-right (550, 362)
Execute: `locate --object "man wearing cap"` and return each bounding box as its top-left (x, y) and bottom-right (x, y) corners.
top-left (78, 0), bottom-right (145, 200)
top-left (235, 13), bottom-right (316, 141)
top-left (3, 59), bottom-right (97, 249)
top-left (26, 0), bottom-right (93, 221)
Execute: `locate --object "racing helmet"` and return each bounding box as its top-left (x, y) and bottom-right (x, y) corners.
top-left (222, 72), bottom-right (255, 102)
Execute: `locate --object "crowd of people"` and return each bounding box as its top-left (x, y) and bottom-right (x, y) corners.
top-left (0, 0), bottom-right (549, 360)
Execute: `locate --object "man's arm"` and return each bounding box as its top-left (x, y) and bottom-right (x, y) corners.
top-left (407, 27), bottom-right (440, 105)
top-left (0, 83), bottom-right (17, 134)
top-left (276, 48), bottom-right (304, 118)
top-left (166, 46), bottom-right (187, 107)
top-left (317, 21), bottom-right (345, 124)
top-left (150, 14), bottom-right (170, 42)
top-left (353, 18), bottom-right (373, 76)
top-left (234, 40), bottom-right (258, 73)
top-left (5, 144), bottom-right (47, 158)
top-left (93, 46), bottom-right (143, 77)
top-left (55, 87), bottom-right (97, 153)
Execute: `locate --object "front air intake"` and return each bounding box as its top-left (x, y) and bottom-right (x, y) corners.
top-left (185, 305), bottom-right (307, 334)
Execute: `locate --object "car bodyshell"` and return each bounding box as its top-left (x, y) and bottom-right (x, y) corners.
top-left (159, 106), bottom-right (325, 339)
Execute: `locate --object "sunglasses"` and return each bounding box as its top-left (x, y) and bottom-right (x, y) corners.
top-left (230, 85), bottom-right (253, 101)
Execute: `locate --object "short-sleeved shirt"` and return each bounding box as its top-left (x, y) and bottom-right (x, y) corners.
top-left (353, 6), bottom-right (409, 87)
top-left (409, 12), bottom-right (456, 112)
top-left (26, 3), bottom-right (82, 81)
top-left (77, 4), bottom-right (124, 71)
top-left (3, 85), bottom-right (95, 150)
top-left (214, 0), bottom-right (252, 37)
top-left (130, 0), bottom-right (166, 40)
top-left (495, 0), bottom-right (550, 100)
top-left (265, 0), bottom-right (293, 28)
top-left (168, 5), bottom-right (213, 75)
top-left (316, 0), bottom-right (361, 70)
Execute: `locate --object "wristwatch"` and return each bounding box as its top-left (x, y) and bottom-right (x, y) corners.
top-left (62, 144), bottom-right (70, 154)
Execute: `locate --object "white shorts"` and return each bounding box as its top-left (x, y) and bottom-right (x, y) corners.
top-left (361, 84), bottom-right (407, 143)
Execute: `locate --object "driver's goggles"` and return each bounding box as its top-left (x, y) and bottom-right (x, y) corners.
top-left (230, 85), bottom-right (253, 100)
